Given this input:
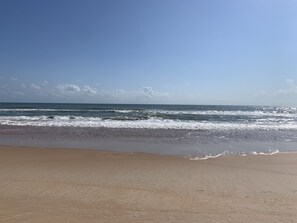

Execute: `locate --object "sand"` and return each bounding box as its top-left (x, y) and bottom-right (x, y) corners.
top-left (0, 146), bottom-right (297, 222)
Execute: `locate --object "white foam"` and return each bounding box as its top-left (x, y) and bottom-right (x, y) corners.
top-left (112, 109), bottom-right (136, 113)
top-left (1, 115), bottom-right (297, 130)
top-left (148, 109), bottom-right (297, 118)
top-left (188, 152), bottom-right (225, 160)
top-left (187, 149), bottom-right (280, 161)
top-left (269, 149), bottom-right (280, 155)
top-left (0, 108), bottom-right (140, 113)
top-left (2, 108), bottom-right (296, 118)
top-left (258, 149), bottom-right (280, 155)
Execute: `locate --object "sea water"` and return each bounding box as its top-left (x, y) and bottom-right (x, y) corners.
top-left (0, 103), bottom-right (296, 157)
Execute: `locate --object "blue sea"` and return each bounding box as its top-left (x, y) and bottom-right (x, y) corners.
top-left (0, 103), bottom-right (297, 130)
top-left (0, 103), bottom-right (297, 157)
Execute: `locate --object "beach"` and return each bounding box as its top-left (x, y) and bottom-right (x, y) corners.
top-left (2, 0), bottom-right (297, 221)
top-left (1, 146), bottom-right (297, 223)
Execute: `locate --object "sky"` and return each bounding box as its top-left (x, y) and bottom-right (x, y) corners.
top-left (0, 0), bottom-right (297, 105)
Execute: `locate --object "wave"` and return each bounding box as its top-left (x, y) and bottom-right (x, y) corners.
top-left (187, 149), bottom-right (280, 160)
top-left (245, 149), bottom-right (280, 156)
top-left (147, 109), bottom-right (297, 118)
top-left (1, 108), bottom-right (297, 118)
top-left (187, 153), bottom-right (224, 160)
top-left (1, 115), bottom-right (297, 130)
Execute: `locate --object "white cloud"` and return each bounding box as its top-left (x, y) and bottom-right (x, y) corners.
top-left (83, 85), bottom-right (97, 95)
top-left (1, 81), bottom-right (172, 104)
top-left (142, 86), bottom-right (154, 97)
top-left (57, 84), bottom-right (81, 93)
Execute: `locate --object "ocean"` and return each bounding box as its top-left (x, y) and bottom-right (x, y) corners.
top-left (0, 103), bottom-right (297, 157)
top-left (1, 103), bottom-right (297, 130)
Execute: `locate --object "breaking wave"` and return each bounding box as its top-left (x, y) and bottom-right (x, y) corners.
top-left (186, 149), bottom-right (280, 160)
top-left (0, 115), bottom-right (297, 130)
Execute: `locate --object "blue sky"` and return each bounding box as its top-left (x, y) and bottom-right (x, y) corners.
top-left (0, 0), bottom-right (297, 105)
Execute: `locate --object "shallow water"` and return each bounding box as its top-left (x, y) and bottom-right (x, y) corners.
top-left (0, 125), bottom-right (296, 157)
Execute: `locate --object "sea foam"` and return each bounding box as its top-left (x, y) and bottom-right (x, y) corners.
top-left (1, 115), bottom-right (297, 130)
top-left (187, 149), bottom-right (280, 161)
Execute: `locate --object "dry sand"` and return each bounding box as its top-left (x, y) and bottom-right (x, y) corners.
top-left (0, 146), bottom-right (297, 223)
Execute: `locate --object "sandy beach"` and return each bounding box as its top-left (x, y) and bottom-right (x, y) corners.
top-left (0, 146), bottom-right (297, 223)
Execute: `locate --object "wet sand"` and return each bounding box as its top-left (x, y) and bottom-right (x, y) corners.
top-left (0, 146), bottom-right (297, 222)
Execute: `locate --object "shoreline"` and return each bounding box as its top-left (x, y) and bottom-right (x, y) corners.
top-left (1, 145), bottom-right (297, 222)
top-left (1, 144), bottom-right (292, 160)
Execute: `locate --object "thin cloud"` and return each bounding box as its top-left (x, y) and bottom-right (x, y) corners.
top-left (14, 91), bottom-right (25, 96)
top-left (275, 79), bottom-right (297, 95)
top-left (10, 77), bottom-right (18, 81)
top-left (0, 85), bottom-right (8, 94)
top-left (30, 83), bottom-right (41, 90)
top-left (255, 90), bottom-right (268, 97)
top-left (141, 86), bottom-right (169, 98)
top-left (41, 81), bottom-right (48, 87)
